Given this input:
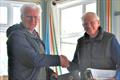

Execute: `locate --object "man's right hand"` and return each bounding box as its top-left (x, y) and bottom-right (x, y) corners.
top-left (60, 55), bottom-right (70, 68)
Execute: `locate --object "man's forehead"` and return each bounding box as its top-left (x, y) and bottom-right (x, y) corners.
top-left (84, 16), bottom-right (96, 21)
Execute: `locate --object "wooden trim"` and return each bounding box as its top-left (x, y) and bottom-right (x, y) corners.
top-left (0, 75), bottom-right (8, 80)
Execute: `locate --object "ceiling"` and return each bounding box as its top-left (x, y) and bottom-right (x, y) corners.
top-left (1, 0), bottom-right (96, 4)
top-left (1, 0), bottom-right (73, 4)
top-left (2, 0), bottom-right (42, 3)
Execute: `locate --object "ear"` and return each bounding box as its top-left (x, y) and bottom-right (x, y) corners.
top-left (97, 20), bottom-right (100, 26)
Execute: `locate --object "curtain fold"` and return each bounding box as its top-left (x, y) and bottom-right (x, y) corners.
top-left (97, 0), bottom-right (112, 32)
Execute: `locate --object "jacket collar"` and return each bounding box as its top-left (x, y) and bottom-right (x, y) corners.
top-left (20, 23), bottom-right (39, 39)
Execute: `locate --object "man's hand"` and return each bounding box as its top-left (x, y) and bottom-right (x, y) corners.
top-left (60, 55), bottom-right (70, 68)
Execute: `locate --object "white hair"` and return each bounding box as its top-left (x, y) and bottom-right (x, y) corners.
top-left (20, 3), bottom-right (42, 16)
top-left (81, 12), bottom-right (99, 22)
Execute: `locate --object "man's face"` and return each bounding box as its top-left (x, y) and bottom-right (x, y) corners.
top-left (82, 16), bottom-right (100, 37)
top-left (21, 7), bottom-right (40, 31)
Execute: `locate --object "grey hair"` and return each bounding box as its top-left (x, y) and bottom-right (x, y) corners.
top-left (81, 12), bottom-right (99, 22)
top-left (20, 3), bottom-right (42, 17)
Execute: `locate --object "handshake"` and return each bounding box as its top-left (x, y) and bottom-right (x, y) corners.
top-left (60, 55), bottom-right (70, 68)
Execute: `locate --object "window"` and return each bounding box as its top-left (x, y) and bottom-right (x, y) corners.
top-left (61, 5), bottom-right (84, 61)
top-left (0, 33), bottom-right (7, 75)
top-left (13, 6), bottom-right (22, 24)
top-left (0, 7), bottom-right (7, 24)
top-left (0, 6), bottom-right (8, 76)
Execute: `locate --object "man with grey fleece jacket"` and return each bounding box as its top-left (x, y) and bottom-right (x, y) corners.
top-left (6, 3), bottom-right (69, 80)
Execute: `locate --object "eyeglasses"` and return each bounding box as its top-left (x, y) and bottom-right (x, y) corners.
top-left (82, 20), bottom-right (97, 27)
top-left (23, 15), bottom-right (40, 20)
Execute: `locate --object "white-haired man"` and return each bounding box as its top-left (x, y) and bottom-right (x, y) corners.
top-left (68, 12), bottom-right (120, 80)
top-left (6, 3), bottom-right (69, 80)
